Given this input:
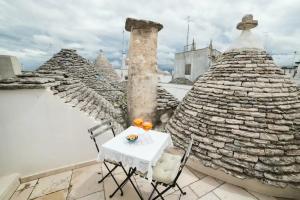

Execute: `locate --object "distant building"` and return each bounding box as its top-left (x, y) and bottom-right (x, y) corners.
top-left (292, 61), bottom-right (300, 86)
top-left (280, 61), bottom-right (300, 86)
top-left (281, 65), bottom-right (298, 78)
top-left (173, 40), bottom-right (221, 82)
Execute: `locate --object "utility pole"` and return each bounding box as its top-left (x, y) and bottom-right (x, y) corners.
top-left (185, 16), bottom-right (191, 51)
top-left (121, 30), bottom-right (126, 70)
top-left (122, 30), bottom-right (125, 54)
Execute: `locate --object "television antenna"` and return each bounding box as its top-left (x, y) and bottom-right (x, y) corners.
top-left (185, 16), bottom-right (192, 51)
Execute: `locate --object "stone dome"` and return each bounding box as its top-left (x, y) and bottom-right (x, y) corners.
top-left (166, 50), bottom-right (300, 188)
top-left (95, 50), bottom-right (120, 82)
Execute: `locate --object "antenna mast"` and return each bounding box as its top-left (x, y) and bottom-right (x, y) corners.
top-left (185, 16), bottom-right (191, 51)
top-left (121, 30), bottom-right (126, 70)
top-left (122, 30), bottom-right (125, 54)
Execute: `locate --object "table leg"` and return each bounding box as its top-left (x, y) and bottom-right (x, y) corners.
top-left (109, 167), bottom-right (144, 200)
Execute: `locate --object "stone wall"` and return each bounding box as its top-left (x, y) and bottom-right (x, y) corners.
top-left (166, 48), bottom-right (300, 189)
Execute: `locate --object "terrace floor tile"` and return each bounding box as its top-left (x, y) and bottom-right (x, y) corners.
top-left (189, 176), bottom-right (223, 197)
top-left (9, 163), bottom-right (279, 200)
top-left (17, 180), bottom-right (38, 191)
top-left (176, 168), bottom-right (199, 188)
top-left (198, 192), bottom-right (221, 200)
top-left (68, 164), bottom-right (103, 200)
top-left (214, 183), bottom-right (257, 200)
top-left (34, 189), bottom-right (68, 200)
top-left (10, 187), bottom-right (34, 200)
top-left (164, 186), bottom-right (198, 200)
top-left (76, 191), bottom-right (105, 200)
top-left (29, 171), bottom-right (71, 199)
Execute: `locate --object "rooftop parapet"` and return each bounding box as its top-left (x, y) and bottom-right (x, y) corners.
top-left (0, 55), bottom-right (21, 80)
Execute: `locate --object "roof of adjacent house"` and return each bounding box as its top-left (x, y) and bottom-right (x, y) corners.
top-left (38, 49), bottom-right (126, 106)
top-left (94, 51), bottom-right (120, 82)
top-left (0, 72), bottom-right (59, 89)
top-left (37, 49), bottom-right (127, 129)
top-left (0, 49), bottom-right (179, 130)
top-left (169, 77), bottom-right (194, 85)
top-left (157, 86), bottom-right (179, 111)
top-left (166, 48), bottom-right (300, 188)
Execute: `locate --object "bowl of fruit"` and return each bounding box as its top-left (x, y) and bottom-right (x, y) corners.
top-left (126, 134), bottom-right (138, 143)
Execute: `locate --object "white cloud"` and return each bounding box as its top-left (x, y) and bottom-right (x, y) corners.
top-left (0, 0), bottom-right (299, 70)
top-left (0, 48), bottom-right (47, 59)
top-left (33, 35), bottom-right (56, 45)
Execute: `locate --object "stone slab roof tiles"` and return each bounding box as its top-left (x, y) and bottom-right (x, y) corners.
top-left (49, 74), bottom-right (125, 132)
top-left (157, 86), bottom-right (179, 111)
top-left (169, 77), bottom-right (194, 85)
top-left (95, 52), bottom-right (120, 82)
top-left (0, 72), bottom-right (59, 89)
top-left (166, 48), bottom-right (300, 189)
top-left (37, 49), bottom-right (127, 123)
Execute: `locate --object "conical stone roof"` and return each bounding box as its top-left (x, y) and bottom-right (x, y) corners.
top-left (95, 51), bottom-right (120, 82)
top-left (38, 49), bottom-right (126, 106)
top-left (38, 49), bottom-right (127, 126)
top-left (166, 20), bottom-right (300, 188)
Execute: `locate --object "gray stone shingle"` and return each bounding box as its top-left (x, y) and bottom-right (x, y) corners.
top-left (166, 48), bottom-right (300, 188)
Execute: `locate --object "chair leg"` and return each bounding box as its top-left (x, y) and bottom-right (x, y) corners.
top-left (98, 162), bottom-right (117, 183)
top-left (97, 165), bottom-right (117, 183)
top-left (151, 183), bottom-right (171, 200)
top-left (148, 182), bottom-right (158, 200)
top-left (99, 162), bottom-right (124, 196)
top-left (109, 167), bottom-right (137, 198)
top-left (120, 166), bottom-right (143, 199)
top-left (176, 183), bottom-right (186, 195)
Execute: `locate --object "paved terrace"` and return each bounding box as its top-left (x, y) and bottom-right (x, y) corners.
top-left (10, 163), bottom-right (282, 200)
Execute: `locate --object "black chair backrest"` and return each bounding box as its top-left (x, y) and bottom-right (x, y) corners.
top-left (88, 119), bottom-right (115, 153)
top-left (181, 135), bottom-right (194, 166)
top-left (172, 135), bottom-right (194, 186)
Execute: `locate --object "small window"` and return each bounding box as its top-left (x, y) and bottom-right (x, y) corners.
top-left (125, 76), bottom-right (128, 80)
top-left (185, 64), bottom-right (191, 75)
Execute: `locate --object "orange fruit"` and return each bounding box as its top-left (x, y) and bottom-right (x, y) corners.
top-left (142, 122), bottom-right (153, 131)
top-left (133, 118), bottom-right (144, 128)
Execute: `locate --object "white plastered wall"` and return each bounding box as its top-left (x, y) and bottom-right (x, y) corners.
top-left (174, 48), bottom-right (210, 81)
top-left (0, 89), bottom-right (112, 177)
top-left (159, 83), bottom-right (192, 101)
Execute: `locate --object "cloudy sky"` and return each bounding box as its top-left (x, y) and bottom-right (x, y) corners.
top-left (0, 0), bottom-right (300, 71)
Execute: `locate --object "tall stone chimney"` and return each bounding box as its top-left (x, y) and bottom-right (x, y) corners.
top-left (125, 18), bottom-right (163, 124)
top-left (0, 55), bottom-right (21, 79)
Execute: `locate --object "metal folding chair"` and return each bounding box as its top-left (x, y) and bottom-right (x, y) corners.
top-left (88, 119), bottom-right (127, 196)
top-left (148, 135), bottom-right (194, 200)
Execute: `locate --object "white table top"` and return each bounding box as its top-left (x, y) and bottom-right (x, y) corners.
top-left (98, 126), bottom-right (173, 181)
